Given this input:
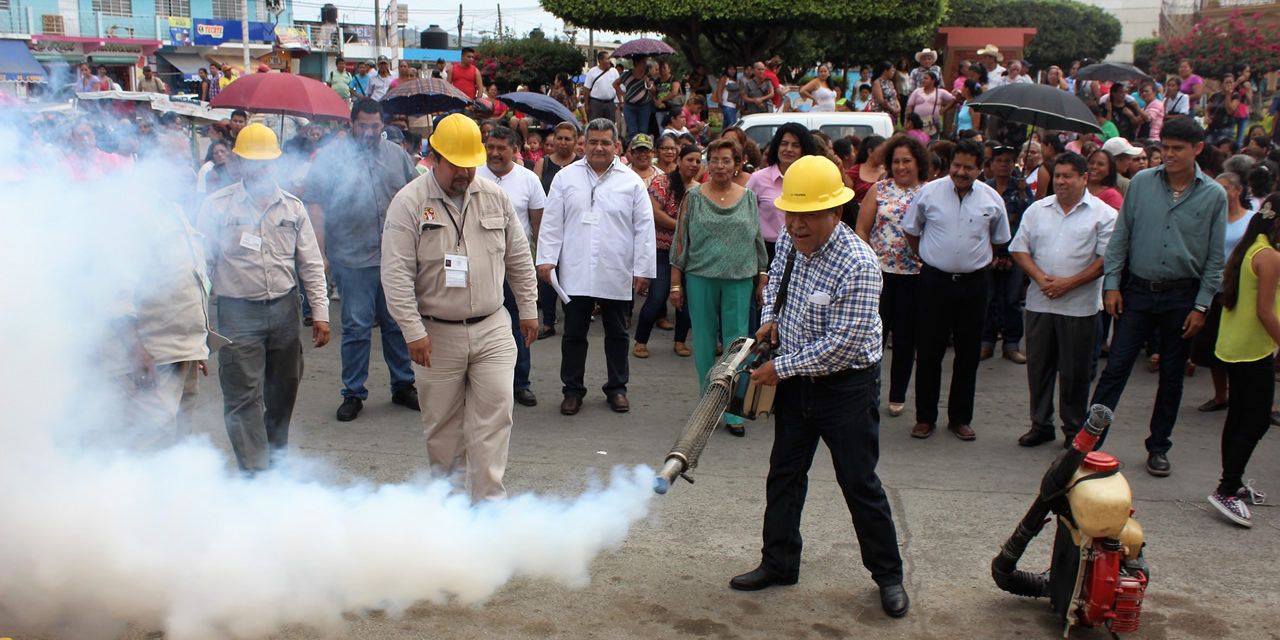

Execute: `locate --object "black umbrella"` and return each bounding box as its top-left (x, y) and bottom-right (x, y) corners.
top-left (1071, 63), bottom-right (1151, 84)
top-left (496, 92), bottom-right (580, 129)
top-left (967, 83), bottom-right (1101, 134)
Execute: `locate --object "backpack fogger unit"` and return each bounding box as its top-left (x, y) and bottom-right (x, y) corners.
top-left (991, 405), bottom-right (1149, 637)
top-left (653, 337), bottom-right (774, 494)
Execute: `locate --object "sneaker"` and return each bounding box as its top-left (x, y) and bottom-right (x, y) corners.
top-left (1238, 480), bottom-right (1267, 506)
top-left (336, 396), bottom-right (363, 421)
top-left (1207, 492), bottom-right (1253, 527)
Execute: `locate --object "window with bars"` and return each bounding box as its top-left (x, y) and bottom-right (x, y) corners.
top-left (211, 0), bottom-right (242, 20)
top-left (155, 0), bottom-right (190, 17)
top-left (93, 0), bottom-right (132, 17)
top-left (0, 0), bottom-right (10, 12)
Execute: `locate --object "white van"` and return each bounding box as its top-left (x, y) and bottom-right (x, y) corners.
top-left (736, 112), bottom-right (896, 150)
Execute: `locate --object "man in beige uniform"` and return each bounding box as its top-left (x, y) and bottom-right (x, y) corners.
top-left (198, 123), bottom-right (331, 474)
top-left (381, 113), bottom-right (539, 502)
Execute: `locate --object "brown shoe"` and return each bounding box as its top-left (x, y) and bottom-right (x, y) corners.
top-left (607, 393), bottom-right (630, 412)
top-left (911, 422), bottom-right (936, 438)
top-left (948, 423), bottom-right (977, 440)
top-left (656, 318), bottom-right (675, 330)
top-left (1003, 349), bottom-right (1027, 364)
top-left (633, 342), bottom-right (650, 358)
top-left (673, 342), bottom-right (692, 357)
top-left (980, 347), bottom-right (994, 361)
top-left (560, 395), bottom-right (582, 415)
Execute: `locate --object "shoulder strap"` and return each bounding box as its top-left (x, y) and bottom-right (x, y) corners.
top-left (772, 247), bottom-right (797, 318)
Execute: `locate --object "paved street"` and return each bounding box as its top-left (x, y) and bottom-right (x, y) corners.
top-left (153, 301), bottom-right (1279, 639)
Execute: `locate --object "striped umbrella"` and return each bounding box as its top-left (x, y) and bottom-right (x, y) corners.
top-left (382, 77), bottom-right (472, 116)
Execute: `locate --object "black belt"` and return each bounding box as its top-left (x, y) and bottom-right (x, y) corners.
top-left (1128, 275), bottom-right (1199, 292)
top-left (589, 97), bottom-right (613, 102)
top-left (797, 363), bottom-right (878, 384)
top-left (423, 310), bottom-right (495, 325)
top-left (922, 263), bottom-right (983, 282)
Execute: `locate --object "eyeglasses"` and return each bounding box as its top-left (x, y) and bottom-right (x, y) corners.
top-left (708, 157), bottom-right (736, 166)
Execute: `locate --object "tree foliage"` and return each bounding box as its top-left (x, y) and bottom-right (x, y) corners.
top-left (946, 0), bottom-right (1121, 70)
top-left (476, 35), bottom-right (586, 92)
top-left (541, 0), bottom-right (945, 67)
top-left (1151, 11), bottom-right (1280, 79)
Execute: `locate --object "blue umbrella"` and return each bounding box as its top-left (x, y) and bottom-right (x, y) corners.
top-left (496, 92), bottom-right (580, 129)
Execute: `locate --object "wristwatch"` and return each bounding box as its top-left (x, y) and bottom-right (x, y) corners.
top-left (1193, 303), bottom-right (1209, 314)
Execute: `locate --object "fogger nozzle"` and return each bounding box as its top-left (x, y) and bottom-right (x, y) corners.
top-left (1085, 404), bottom-right (1112, 436)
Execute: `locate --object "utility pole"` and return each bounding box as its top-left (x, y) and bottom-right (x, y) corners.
top-left (457, 4), bottom-right (463, 48)
top-left (240, 0), bottom-right (249, 75)
top-left (373, 0), bottom-right (381, 49)
top-left (496, 4), bottom-right (502, 39)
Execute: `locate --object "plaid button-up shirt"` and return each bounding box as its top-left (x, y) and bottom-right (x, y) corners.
top-left (760, 223), bottom-right (883, 378)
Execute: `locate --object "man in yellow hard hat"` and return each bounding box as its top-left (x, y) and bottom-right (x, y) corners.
top-left (731, 155), bottom-right (909, 619)
top-left (197, 123), bottom-right (331, 475)
top-left (380, 113), bottom-right (539, 502)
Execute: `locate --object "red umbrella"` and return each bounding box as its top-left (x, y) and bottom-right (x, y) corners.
top-left (210, 72), bottom-right (349, 120)
top-left (611, 38), bottom-right (675, 59)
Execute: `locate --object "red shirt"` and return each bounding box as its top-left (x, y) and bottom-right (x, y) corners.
top-left (451, 63), bottom-right (478, 98)
top-left (763, 69), bottom-right (783, 108)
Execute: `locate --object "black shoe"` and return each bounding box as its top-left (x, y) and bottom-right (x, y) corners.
top-left (538, 325), bottom-right (556, 339)
top-left (336, 396), bottom-right (363, 421)
top-left (560, 395), bottom-right (582, 415)
top-left (515, 389), bottom-right (537, 407)
top-left (1017, 428), bottom-right (1055, 447)
top-left (391, 387), bottom-right (420, 411)
top-left (729, 566), bottom-right (798, 591)
top-left (1146, 452), bottom-right (1171, 477)
top-left (879, 583), bottom-right (910, 618)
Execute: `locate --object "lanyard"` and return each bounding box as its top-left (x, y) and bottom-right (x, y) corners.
top-left (588, 163), bottom-right (615, 209)
top-left (443, 196), bottom-right (465, 247)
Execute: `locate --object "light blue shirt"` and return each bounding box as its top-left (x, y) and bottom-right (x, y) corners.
top-left (902, 176), bottom-right (1011, 273)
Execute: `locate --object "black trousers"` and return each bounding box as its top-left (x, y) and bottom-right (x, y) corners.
top-left (880, 272), bottom-right (918, 404)
top-left (760, 364), bottom-right (904, 586)
top-left (914, 267), bottom-right (990, 425)
top-left (1218, 355), bottom-right (1274, 496)
top-left (1025, 311), bottom-right (1097, 437)
top-left (560, 296), bottom-right (629, 398)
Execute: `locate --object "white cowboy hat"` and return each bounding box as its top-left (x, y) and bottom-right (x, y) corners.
top-left (977, 44), bottom-right (1003, 61)
top-left (915, 48), bottom-right (938, 63)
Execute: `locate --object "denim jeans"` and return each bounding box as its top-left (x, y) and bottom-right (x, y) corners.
top-left (635, 249), bottom-right (691, 344)
top-left (623, 102), bottom-right (653, 142)
top-left (331, 263), bottom-right (415, 400)
top-left (503, 279), bottom-right (531, 392)
top-left (1089, 284), bottom-right (1198, 454)
top-left (982, 264), bottom-right (1025, 350)
top-left (721, 104), bottom-right (737, 130)
top-left (1234, 116), bottom-right (1252, 148)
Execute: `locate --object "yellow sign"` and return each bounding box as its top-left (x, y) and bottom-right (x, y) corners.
top-left (167, 16), bottom-right (191, 27)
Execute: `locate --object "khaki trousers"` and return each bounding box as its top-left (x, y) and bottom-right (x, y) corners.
top-left (415, 309), bottom-right (517, 502)
top-left (119, 360), bottom-right (201, 451)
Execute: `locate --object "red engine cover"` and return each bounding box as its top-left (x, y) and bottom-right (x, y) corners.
top-left (1077, 545), bottom-right (1147, 634)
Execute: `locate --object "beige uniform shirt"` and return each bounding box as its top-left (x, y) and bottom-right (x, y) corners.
top-left (381, 171), bottom-right (538, 344)
top-left (197, 182), bottom-right (330, 322)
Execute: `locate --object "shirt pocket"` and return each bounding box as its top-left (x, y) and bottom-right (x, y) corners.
top-left (967, 206), bottom-right (999, 243)
top-left (220, 216), bottom-right (258, 256)
top-left (478, 209), bottom-right (508, 254)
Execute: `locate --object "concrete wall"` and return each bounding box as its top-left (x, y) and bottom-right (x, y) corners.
top-left (1082, 0), bottom-right (1161, 63)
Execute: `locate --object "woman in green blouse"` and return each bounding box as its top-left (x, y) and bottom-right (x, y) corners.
top-left (670, 138), bottom-right (769, 436)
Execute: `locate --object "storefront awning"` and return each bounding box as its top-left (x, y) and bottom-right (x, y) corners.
top-left (0, 39), bottom-right (49, 83)
top-left (159, 52), bottom-right (208, 81)
top-left (87, 54), bottom-right (141, 64)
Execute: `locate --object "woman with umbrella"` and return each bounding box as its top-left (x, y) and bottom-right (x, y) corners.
top-left (614, 55), bottom-right (656, 142)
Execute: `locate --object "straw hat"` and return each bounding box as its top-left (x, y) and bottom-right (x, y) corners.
top-left (977, 44), bottom-right (1003, 62)
top-left (915, 48), bottom-right (938, 63)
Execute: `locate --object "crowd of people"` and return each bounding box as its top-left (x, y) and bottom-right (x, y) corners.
top-left (7, 41), bottom-right (1280, 614)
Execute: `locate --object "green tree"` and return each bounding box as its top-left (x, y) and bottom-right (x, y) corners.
top-left (541, 0), bottom-right (945, 68)
top-left (476, 34), bottom-right (586, 92)
top-left (946, 0), bottom-right (1121, 70)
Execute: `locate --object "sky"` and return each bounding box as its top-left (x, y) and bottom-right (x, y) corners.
top-left (295, 0), bottom-right (641, 44)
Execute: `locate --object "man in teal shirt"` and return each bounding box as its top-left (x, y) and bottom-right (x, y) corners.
top-left (1090, 117), bottom-right (1227, 477)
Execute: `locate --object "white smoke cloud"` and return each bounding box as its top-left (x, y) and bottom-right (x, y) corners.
top-left (0, 113), bottom-right (653, 639)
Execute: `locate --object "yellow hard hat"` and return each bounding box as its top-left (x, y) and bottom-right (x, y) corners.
top-left (773, 155), bottom-right (855, 213)
top-left (429, 113), bottom-right (486, 168)
top-left (232, 123), bottom-right (282, 160)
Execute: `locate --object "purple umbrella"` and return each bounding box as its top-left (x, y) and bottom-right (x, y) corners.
top-left (612, 38), bottom-right (676, 59)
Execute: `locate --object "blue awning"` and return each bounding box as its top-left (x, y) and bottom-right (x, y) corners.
top-left (400, 48), bottom-right (461, 63)
top-left (0, 39), bottom-right (47, 83)
top-left (160, 52), bottom-right (208, 82)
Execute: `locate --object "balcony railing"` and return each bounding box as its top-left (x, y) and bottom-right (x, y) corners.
top-left (1, 9), bottom-right (294, 41)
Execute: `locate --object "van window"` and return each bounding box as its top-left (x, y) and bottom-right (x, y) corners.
top-left (820, 124), bottom-right (877, 141)
top-left (744, 126), bottom-right (777, 150)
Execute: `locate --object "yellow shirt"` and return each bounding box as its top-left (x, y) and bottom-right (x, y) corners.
top-left (219, 75), bottom-right (235, 90)
top-left (1216, 234), bottom-right (1279, 362)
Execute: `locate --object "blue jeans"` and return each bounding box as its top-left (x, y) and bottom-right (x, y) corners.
top-left (982, 264), bottom-right (1025, 350)
top-left (721, 104), bottom-right (737, 130)
top-left (634, 249), bottom-right (691, 344)
top-left (1089, 284), bottom-right (1198, 454)
top-left (331, 263), bottom-right (414, 400)
top-left (1234, 116), bottom-right (1252, 147)
top-left (503, 279), bottom-right (531, 392)
top-left (623, 102), bottom-right (653, 142)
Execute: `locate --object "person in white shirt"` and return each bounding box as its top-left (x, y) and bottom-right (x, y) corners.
top-left (477, 126), bottom-right (546, 408)
top-left (368, 56), bottom-right (393, 100)
top-left (978, 45), bottom-right (1007, 89)
top-left (536, 118), bottom-right (655, 415)
top-left (1009, 152), bottom-right (1116, 448)
top-left (1006, 60), bottom-right (1033, 84)
top-left (584, 51), bottom-right (621, 122)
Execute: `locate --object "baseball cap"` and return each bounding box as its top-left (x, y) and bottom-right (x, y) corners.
top-left (629, 133), bottom-right (654, 150)
top-left (1101, 137), bottom-right (1142, 157)
top-left (381, 125), bottom-right (405, 144)
top-left (377, 55), bottom-right (390, 64)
